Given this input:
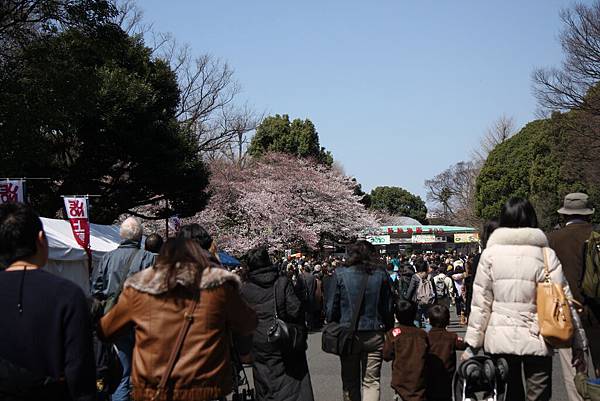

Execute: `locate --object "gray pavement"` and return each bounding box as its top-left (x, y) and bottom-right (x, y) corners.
top-left (302, 314), bottom-right (570, 401)
top-left (238, 313), bottom-right (571, 400)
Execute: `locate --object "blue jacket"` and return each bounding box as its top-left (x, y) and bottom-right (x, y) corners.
top-left (325, 265), bottom-right (394, 332)
top-left (91, 240), bottom-right (156, 300)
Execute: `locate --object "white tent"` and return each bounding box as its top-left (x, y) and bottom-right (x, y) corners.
top-left (41, 217), bottom-right (121, 294)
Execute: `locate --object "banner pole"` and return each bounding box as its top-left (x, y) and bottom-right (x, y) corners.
top-left (86, 195), bottom-right (93, 276)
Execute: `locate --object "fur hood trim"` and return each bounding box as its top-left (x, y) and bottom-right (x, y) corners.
top-left (125, 264), bottom-right (241, 295)
top-left (487, 227), bottom-right (548, 248)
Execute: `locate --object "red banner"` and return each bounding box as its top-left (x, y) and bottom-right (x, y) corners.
top-left (63, 197), bottom-right (91, 256)
top-left (0, 180), bottom-right (24, 204)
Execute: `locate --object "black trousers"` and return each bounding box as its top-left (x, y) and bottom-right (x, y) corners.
top-left (491, 354), bottom-right (552, 401)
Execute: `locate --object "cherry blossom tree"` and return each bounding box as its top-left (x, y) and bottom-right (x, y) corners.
top-left (194, 153), bottom-right (378, 253)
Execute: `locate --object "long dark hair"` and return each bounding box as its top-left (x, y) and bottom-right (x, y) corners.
top-left (499, 197), bottom-right (539, 229)
top-left (154, 238), bottom-right (209, 291)
top-left (345, 240), bottom-right (379, 273)
top-left (481, 218), bottom-right (499, 249)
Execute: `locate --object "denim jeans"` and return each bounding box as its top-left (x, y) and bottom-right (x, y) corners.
top-left (340, 331), bottom-right (385, 401)
top-left (113, 330), bottom-right (135, 401)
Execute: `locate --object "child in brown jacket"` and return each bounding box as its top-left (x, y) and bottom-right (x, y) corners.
top-left (383, 300), bottom-right (429, 401)
top-left (426, 304), bottom-right (467, 401)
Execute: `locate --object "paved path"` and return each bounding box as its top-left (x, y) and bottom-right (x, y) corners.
top-left (303, 314), bottom-right (569, 400)
top-left (239, 312), bottom-right (570, 400)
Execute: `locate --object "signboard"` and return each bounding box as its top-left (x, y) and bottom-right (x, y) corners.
top-left (390, 238), bottom-right (414, 244)
top-left (411, 235), bottom-right (447, 244)
top-left (454, 232), bottom-right (480, 243)
top-left (366, 235), bottom-right (391, 245)
top-left (0, 180), bottom-right (24, 204)
top-left (63, 197), bottom-right (91, 256)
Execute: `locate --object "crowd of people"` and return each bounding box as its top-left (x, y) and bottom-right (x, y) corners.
top-left (0, 192), bottom-right (599, 401)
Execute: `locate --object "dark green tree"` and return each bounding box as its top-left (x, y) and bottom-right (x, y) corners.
top-left (1, 0), bottom-right (115, 63)
top-left (369, 186), bottom-right (427, 223)
top-left (476, 116), bottom-right (600, 230)
top-left (0, 22), bottom-right (209, 223)
top-left (248, 114), bottom-right (333, 166)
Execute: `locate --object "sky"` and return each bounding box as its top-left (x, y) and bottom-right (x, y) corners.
top-left (140, 0), bottom-right (574, 200)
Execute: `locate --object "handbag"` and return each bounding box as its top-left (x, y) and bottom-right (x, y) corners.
top-left (537, 248), bottom-right (574, 348)
top-left (322, 274), bottom-right (369, 356)
top-left (267, 279), bottom-right (306, 351)
top-left (152, 293), bottom-right (200, 401)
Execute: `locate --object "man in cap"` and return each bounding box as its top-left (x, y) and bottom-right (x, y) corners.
top-left (548, 193), bottom-right (600, 401)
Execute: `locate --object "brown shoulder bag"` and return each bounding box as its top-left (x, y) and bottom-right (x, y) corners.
top-left (537, 248), bottom-right (574, 348)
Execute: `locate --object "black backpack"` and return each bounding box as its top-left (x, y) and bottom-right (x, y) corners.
top-left (89, 298), bottom-right (123, 397)
top-left (93, 334), bottom-right (123, 396)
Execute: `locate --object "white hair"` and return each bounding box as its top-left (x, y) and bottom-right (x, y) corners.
top-left (120, 217), bottom-right (143, 241)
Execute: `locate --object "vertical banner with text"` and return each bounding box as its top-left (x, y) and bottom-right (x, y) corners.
top-left (0, 180), bottom-right (24, 204)
top-left (63, 197), bottom-right (92, 267)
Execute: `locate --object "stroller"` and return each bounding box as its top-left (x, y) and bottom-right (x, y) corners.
top-left (453, 356), bottom-right (509, 401)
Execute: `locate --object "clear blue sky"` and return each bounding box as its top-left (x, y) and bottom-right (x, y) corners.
top-left (141, 0), bottom-right (573, 200)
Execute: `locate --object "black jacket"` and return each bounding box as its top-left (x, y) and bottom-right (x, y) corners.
top-left (241, 266), bottom-right (314, 401)
top-left (0, 270), bottom-right (95, 401)
top-left (241, 266), bottom-right (303, 344)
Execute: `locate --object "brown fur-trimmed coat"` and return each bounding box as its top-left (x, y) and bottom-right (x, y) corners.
top-left (98, 264), bottom-right (257, 401)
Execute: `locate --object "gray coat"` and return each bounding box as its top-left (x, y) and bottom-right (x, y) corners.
top-left (91, 240), bottom-right (156, 300)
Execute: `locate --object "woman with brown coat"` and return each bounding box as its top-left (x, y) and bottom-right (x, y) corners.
top-left (98, 238), bottom-right (258, 401)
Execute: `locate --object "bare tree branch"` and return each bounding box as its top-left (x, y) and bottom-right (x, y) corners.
top-left (533, 2), bottom-right (600, 114)
top-left (111, 0), bottom-right (259, 160)
top-left (471, 114), bottom-right (515, 161)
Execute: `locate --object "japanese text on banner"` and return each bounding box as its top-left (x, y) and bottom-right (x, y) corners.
top-left (0, 180), bottom-right (24, 204)
top-left (63, 197), bottom-right (91, 253)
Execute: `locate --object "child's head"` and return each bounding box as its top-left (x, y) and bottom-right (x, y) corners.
top-left (429, 304), bottom-right (450, 328)
top-left (394, 300), bottom-right (417, 325)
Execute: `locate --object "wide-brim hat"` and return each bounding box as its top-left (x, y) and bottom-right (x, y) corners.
top-left (558, 193), bottom-right (595, 216)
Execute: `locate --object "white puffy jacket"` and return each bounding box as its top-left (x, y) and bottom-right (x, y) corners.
top-left (465, 227), bottom-right (585, 356)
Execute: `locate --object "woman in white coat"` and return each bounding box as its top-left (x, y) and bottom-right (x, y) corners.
top-left (464, 197), bottom-right (585, 401)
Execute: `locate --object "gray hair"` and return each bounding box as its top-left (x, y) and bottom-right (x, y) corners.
top-left (120, 217), bottom-right (143, 241)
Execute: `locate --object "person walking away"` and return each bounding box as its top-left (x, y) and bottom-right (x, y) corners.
top-left (464, 197), bottom-right (587, 401)
top-left (406, 259), bottom-right (436, 328)
top-left (397, 263), bottom-right (415, 301)
top-left (302, 264), bottom-right (318, 330)
top-left (451, 265), bottom-right (467, 325)
top-left (547, 193), bottom-right (600, 401)
top-left (0, 203), bottom-right (96, 401)
top-left (90, 217), bottom-right (157, 401)
top-left (465, 219), bottom-right (498, 322)
top-left (326, 240), bottom-right (394, 401)
top-left (98, 238), bottom-right (257, 401)
top-left (383, 300), bottom-right (428, 401)
top-left (240, 246), bottom-right (314, 401)
top-left (144, 233), bottom-right (163, 255)
top-left (426, 304), bottom-right (467, 401)
top-left (178, 223), bottom-right (223, 269)
top-left (433, 267), bottom-right (454, 309)
top-left (313, 264), bottom-right (324, 329)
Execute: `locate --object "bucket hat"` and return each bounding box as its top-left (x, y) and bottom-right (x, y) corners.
top-left (558, 193), bottom-right (595, 216)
